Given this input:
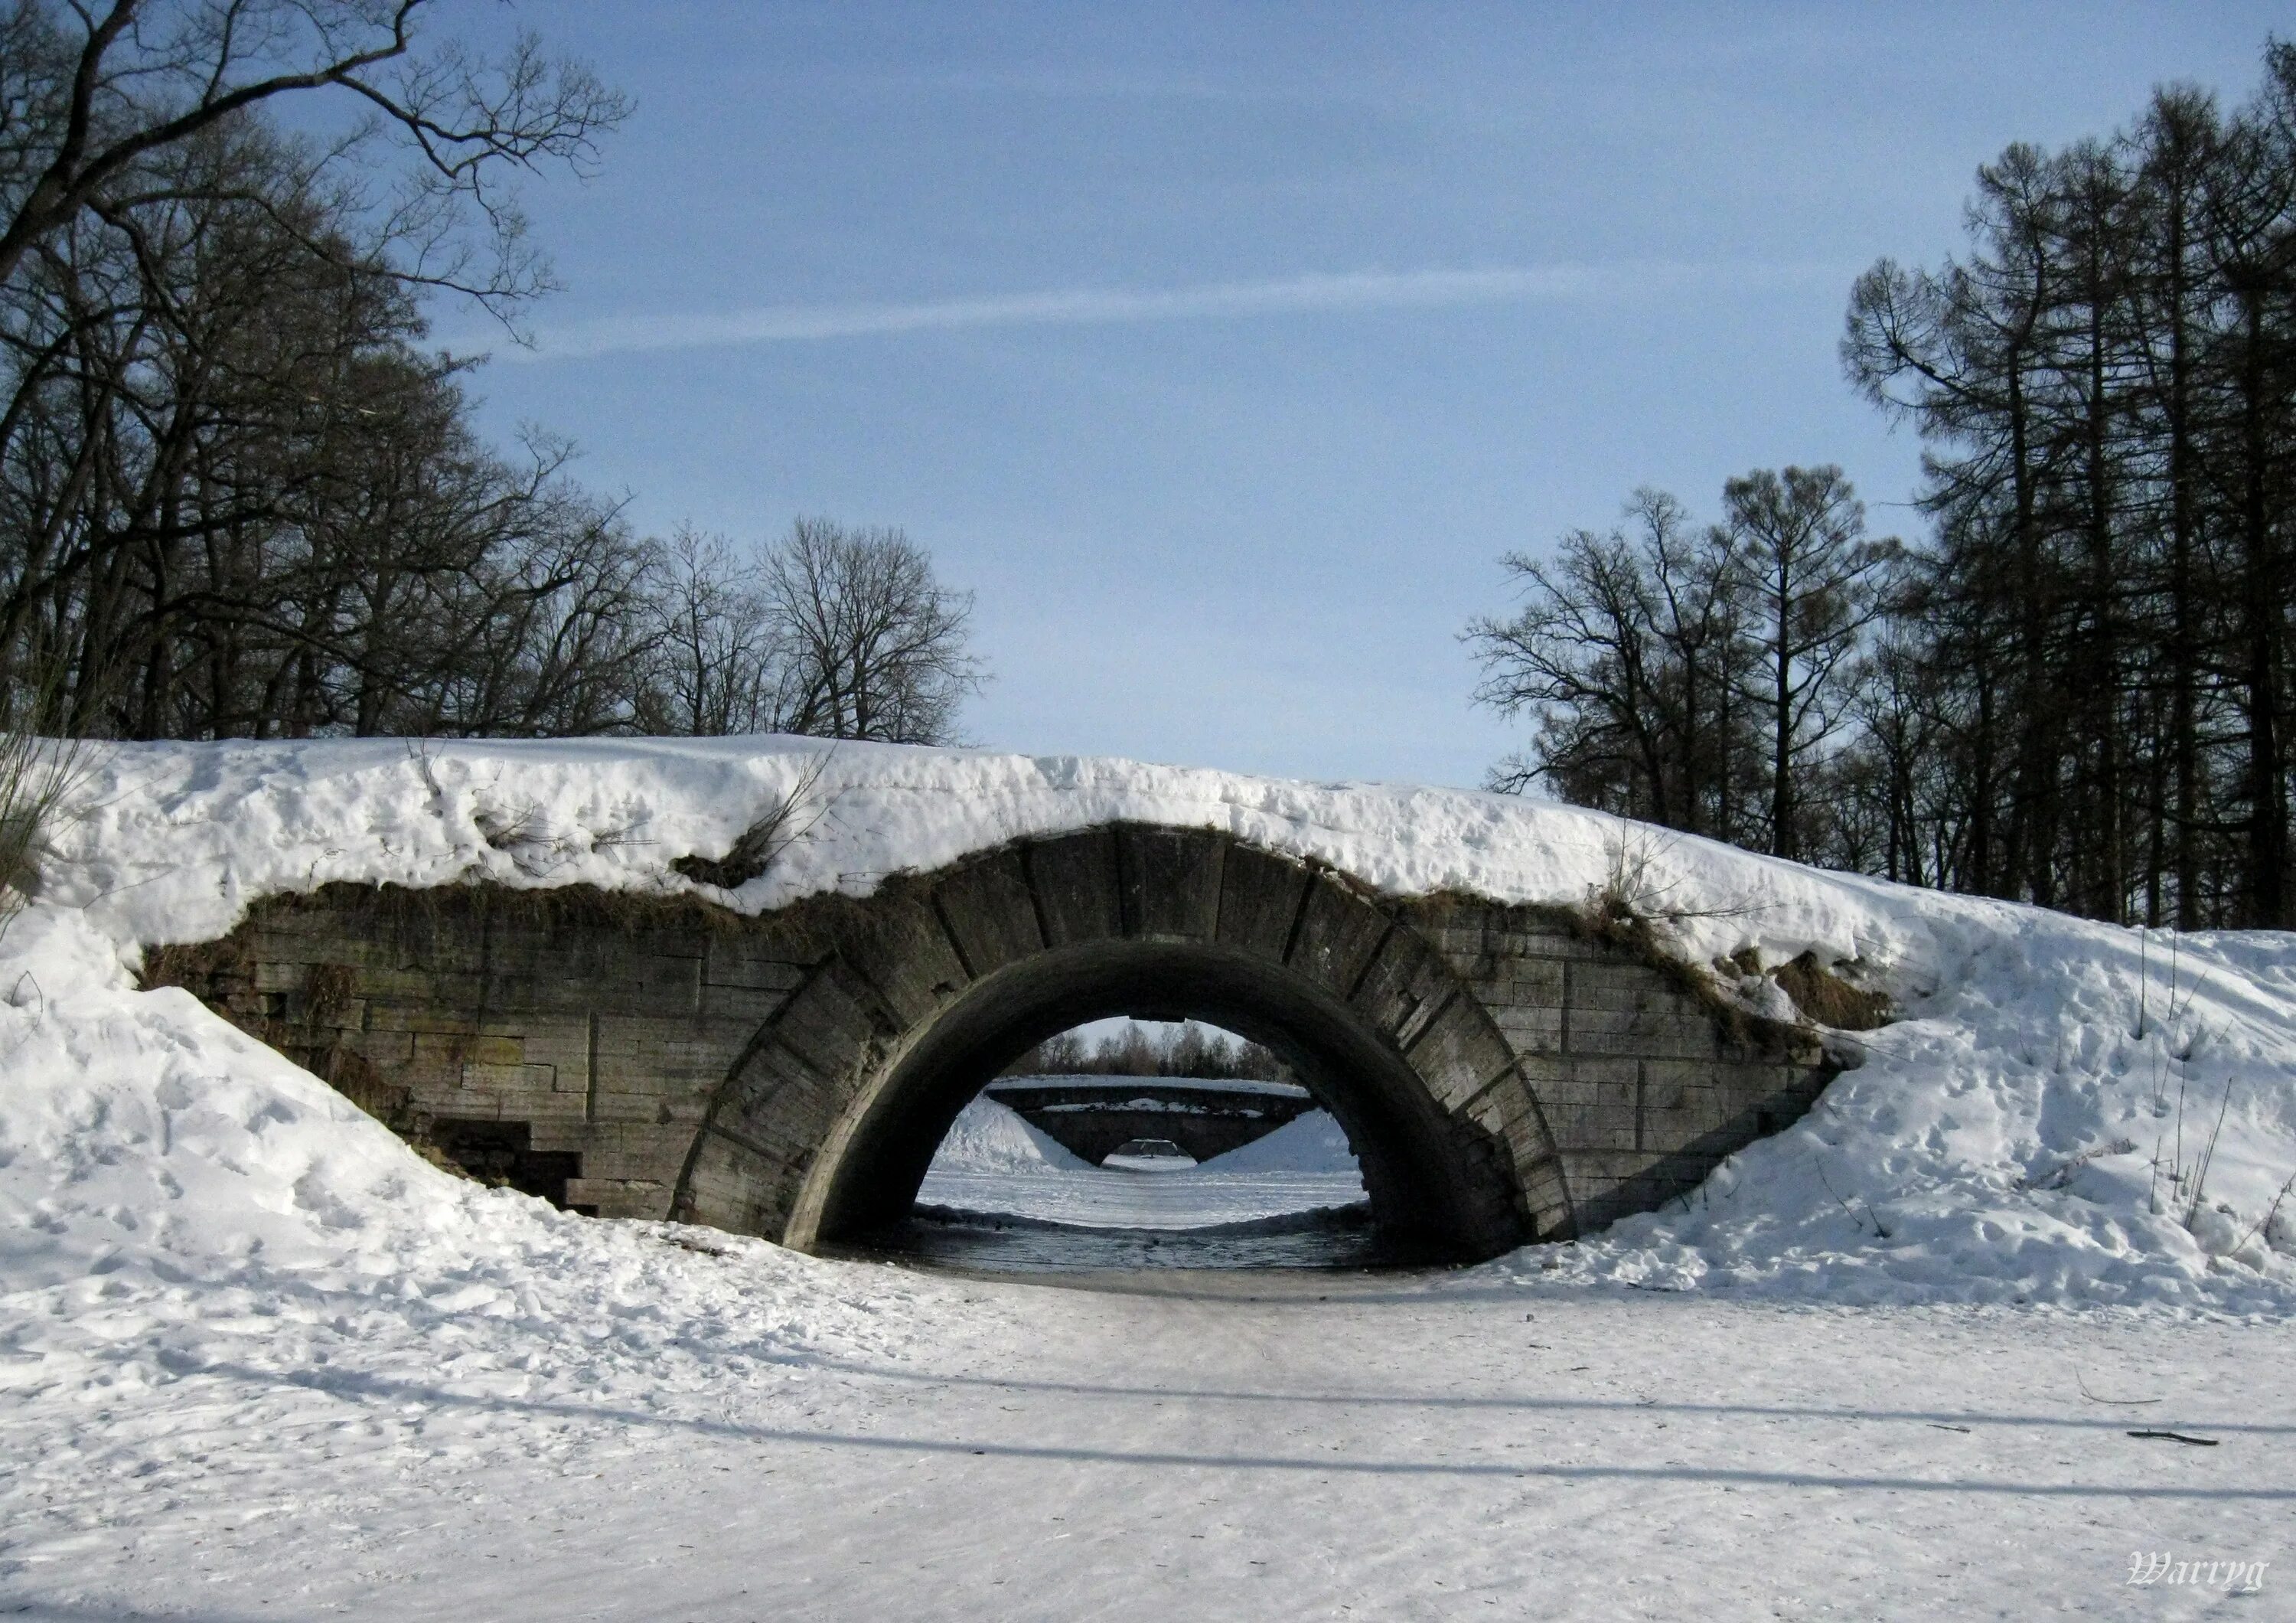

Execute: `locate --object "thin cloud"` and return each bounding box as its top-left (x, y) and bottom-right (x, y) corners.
top-left (490, 262), bottom-right (1840, 362)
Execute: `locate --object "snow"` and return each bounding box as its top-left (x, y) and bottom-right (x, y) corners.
top-left (906, 1169), bottom-right (1345, 1228)
top-left (4, 735), bottom-right (2296, 1614)
top-left (1197, 1108), bottom-right (1360, 1175)
top-left (925, 1096), bottom-right (1092, 1174)
top-left (28, 733), bottom-right (2296, 1311)
top-left (994, 1074), bottom-right (1312, 1099)
top-left (1508, 932), bottom-right (2296, 1313)
top-left (41, 735), bottom-right (1957, 972)
top-left (917, 1100), bottom-right (1365, 1230)
top-left (916, 1093), bottom-right (1365, 1229)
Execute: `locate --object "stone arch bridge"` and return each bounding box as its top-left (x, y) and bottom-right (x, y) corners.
top-left (153, 823), bottom-right (1842, 1261)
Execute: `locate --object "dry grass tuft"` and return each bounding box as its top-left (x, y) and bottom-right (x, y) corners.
top-left (1772, 952), bottom-right (1892, 1031)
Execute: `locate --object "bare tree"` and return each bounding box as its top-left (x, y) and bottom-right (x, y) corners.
top-left (763, 517), bottom-right (985, 746)
top-left (1466, 488), bottom-right (1754, 837)
top-left (0, 5), bottom-right (638, 743)
top-left (1722, 465), bottom-right (1894, 860)
top-left (638, 524), bottom-right (781, 736)
top-left (0, 2), bottom-right (628, 314)
top-left (1003, 1021), bottom-right (1287, 1082)
top-left (1466, 523), bottom-right (1672, 808)
top-left (1476, 41), bottom-right (2296, 923)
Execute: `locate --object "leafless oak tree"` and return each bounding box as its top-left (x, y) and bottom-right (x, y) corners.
top-left (762, 518), bottom-right (985, 746)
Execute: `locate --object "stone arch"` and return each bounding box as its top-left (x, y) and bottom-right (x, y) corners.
top-left (149, 821), bottom-right (1839, 1254)
top-left (672, 825), bottom-right (1573, 1259)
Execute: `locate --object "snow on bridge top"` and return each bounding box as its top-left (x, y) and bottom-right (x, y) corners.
top-left (51, 735), bottom-right (1930, 988)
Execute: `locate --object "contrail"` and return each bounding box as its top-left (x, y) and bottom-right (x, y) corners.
top-left (484, 262), bottom-right (1839, 361)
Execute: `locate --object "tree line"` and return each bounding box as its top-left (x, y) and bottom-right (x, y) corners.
top-left (0, 2), bottom-right (982, 746)
top-left (1006, 1023), bottom-right (1290, 1084)
top-left (1473, 40), bottom-right (2296, 930)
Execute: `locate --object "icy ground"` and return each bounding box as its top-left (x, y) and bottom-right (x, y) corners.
top-left (3, 736), bottom-right (2296, 1615)
top-left (0, 1007), bottom-right (2287, 1618)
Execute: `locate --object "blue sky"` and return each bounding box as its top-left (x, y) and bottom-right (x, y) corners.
top-left (441, 3), bottom-right (2285, 789)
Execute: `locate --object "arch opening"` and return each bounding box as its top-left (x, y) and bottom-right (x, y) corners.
top-left (791, 937), bottom-right (1528, 1263)
top-left (973, 1016), bottom-right (1317, 1169)
top-left (908, 1015), bottom-right (1371, 1264)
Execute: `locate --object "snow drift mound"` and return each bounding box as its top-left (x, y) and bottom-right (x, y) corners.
top-left (1501, 924), bottom-right (2296, 1311)
top-left (8, 734), bottom-right (2296, 1314)
top-left (0, 907), bottom-right (981, 1425)
top-left (1199, 1111), bottom-right (1361, 1177)
top-left (928, 1098), bottom-right (1091, 1174)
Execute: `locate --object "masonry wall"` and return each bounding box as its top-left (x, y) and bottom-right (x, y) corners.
top-left (152, 890), bottom-right (808, 1220)
top-left (150, 839), bottom-right (1840, 1240)
top-left (1407, 902), bottom-right (1832, 1231)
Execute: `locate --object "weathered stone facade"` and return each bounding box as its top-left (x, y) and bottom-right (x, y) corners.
top-left (150, 822), bottom-right (1842, 1258)
top-left (1410, 906), bottom-right (1835, 1231)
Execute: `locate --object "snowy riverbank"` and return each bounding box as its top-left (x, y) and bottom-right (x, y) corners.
top-left (5, 735), bottom-right (2295, 1616)
top-left (11, 733), bottom-right (2294, 1312)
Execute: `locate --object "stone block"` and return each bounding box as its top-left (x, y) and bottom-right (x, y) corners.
top-left (1525, 1071), bottom-right (1606, 1111)
top-left (412, 1029), bottom-right (475, 1067)
top-left (703, 939), bottom-right (807, 993)
top-left (933, 849), bottom-right (1045, 974)
top-left (1512, 931), bottom-right (1613, 964)
top-left (469, 1034), bottom-right (525, 1067)
top-left (700, 979), bottom-right (794, 1024)
top-left (1119, 825), bottom-right (1224, 940)
top-left (1499, 1105), bottom-right (1559, 1163)
top-left (347, 1028), bottom-right (414, 1067)
top-left (347, 966), bottom-right (445, 1005)
top-left (566, 1177), bottom-right (669, 1220)
top-left (1349, 928), bottom-right (1457, 1049)
top-left (1521, 1158), bottom-right (1574, 1236)
top-left (1563, 1147), bottom-right (1669, 1184)
top-left (1405, 998), bottom-right (1518, 1110)
top-left (1565, 1008), bottom-right (1722, 1060)
top-left (1285, 876), bottom-right (1389, 996)
top-left (830, 893), bottom-right (968, 1027)
top-left (679, 1127), bottom-right (807, 1233)
top-left (1026, 828), bottom-right (1122, 945)
top-left (765, 967), bottom-right (882, 1085)
top-left (1489, 1004), bottom-right (1565, 1057)
top-left (1215, 843), bottom-right (1309, 960)
top-left (1499, 958), bottom-right (1570, 1005)
top-left (456, 1060), bottom-right (558, 1097)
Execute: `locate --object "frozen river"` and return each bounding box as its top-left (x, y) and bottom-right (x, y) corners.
top-left (856, 1163), bottom-right (1411, 1270)
top-left (851, 1098), bottom-right (1422, 1270)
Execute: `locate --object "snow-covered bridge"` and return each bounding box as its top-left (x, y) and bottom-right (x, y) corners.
top-left (152, 815), bottom-right (1840, 1262)
top-left (980, 1076), bottom-right (1319, 1166)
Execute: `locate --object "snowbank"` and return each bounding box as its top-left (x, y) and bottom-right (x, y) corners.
top-left (1198, 1110), bottom-right (1361, 1176)
top-left (0, 904), bottom-right (983, 1435)
top-left (926, 1098), bottom-right (1090, 1174)
top-left (1504, 924), bottom-right (2296, 1312)
top-left (5, 733), bottom-right (2294, 1314)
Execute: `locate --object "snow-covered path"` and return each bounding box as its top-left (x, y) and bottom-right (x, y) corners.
top-left (5, 1261), bottom-right (2288, 1621)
